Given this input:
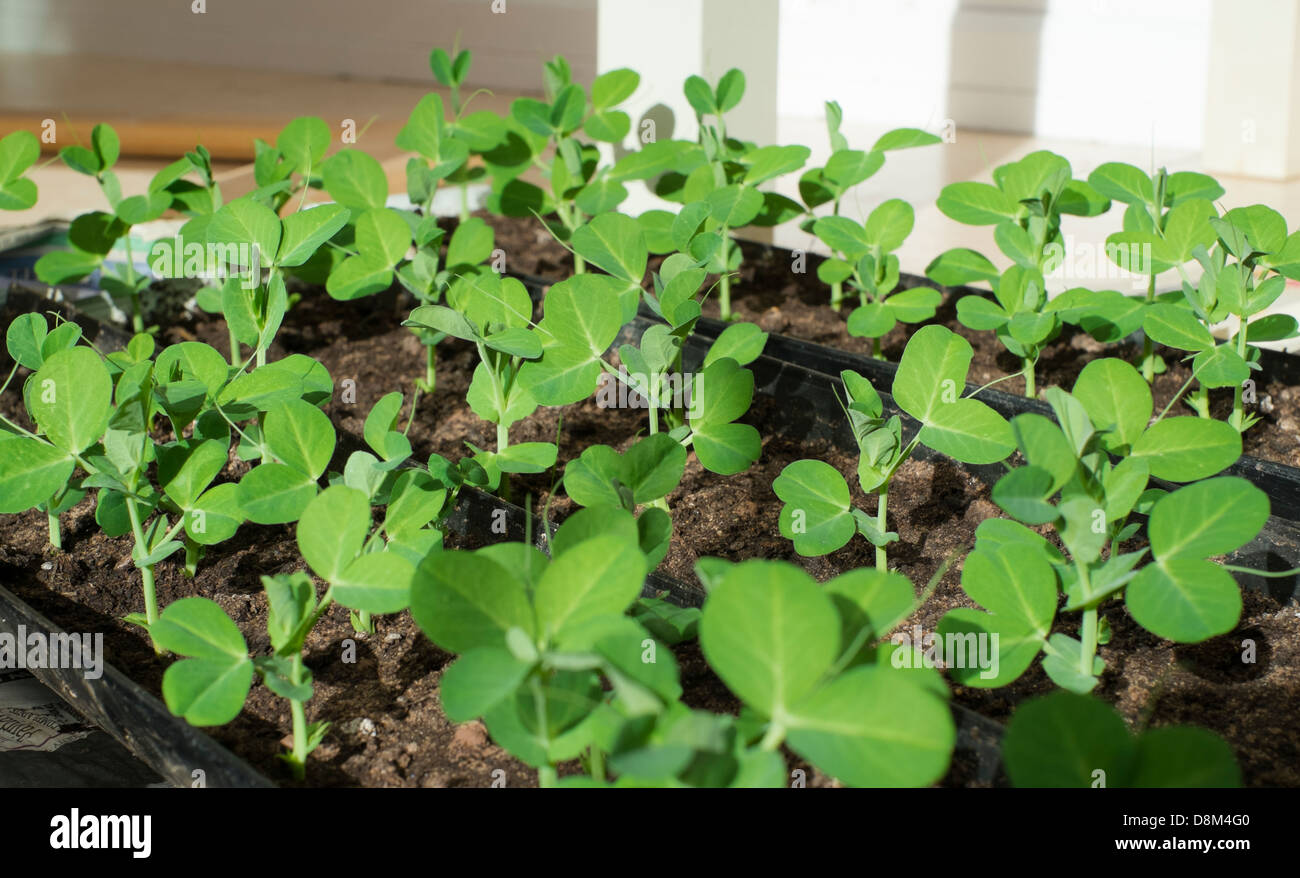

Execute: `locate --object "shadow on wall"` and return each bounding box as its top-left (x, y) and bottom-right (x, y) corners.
top-left (613, 103), bottom-right (675, 163)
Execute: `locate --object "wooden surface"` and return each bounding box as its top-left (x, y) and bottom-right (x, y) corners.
top-left (0, 52), bottom-right (519, 162)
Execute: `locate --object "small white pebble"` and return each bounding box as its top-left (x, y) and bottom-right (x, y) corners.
top-left (359, 717), bottom-right (377, 737)
top-left (385, 632), bottom-right (401, 642)
top-left (41, 561), bottom-right (53, 571)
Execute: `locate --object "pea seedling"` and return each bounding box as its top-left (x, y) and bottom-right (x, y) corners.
top-left (0, 318), bottom-right (309, 634)
top-left (657, 68), bottom-right (811, 321)
top-left (34, 124), bottom-right (221, 333)
top-left (411, 507), bottom-right (671, 787)
top-left (775, 325), bottom-right (1014, 569)
top-left (800, 100), bottom-right (941, 318)
top-left (156, 474), bottom-right (433, 775)
top-left (925, 150), bottom-right (1111, 396)
top-left (404, 272), bottom-right (558, 494)
top-left (1063, 163), bottom-right (1226, 383)
top-left (698, 558), bottom-right (955, 787)
top-left (1109, 203), bottom-right (1300, 431)
top-left (813, 199), bottom-right (939, 356)
top-left (495, 57), bottom-right (642, 264)
top-left (939, 357), bottom-right (1262, 694)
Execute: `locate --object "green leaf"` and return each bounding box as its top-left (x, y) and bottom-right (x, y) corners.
top-left (277, 204), bottom-right (348, 267)
top-left (0, 437), bottom-right (74, 513)
top-left (275, 116), bottom-right (330, 177)
top-left (236, 463), bottom-right (317, 524)
top-left (773, 460), bottom-right (855, 556)
top-left (1086, 162), bottom-right (1152, 205)
top-left (0, 177), bottom-right (36, 211)
top-left (115, 191), bottom-right (172, 225)
top-left (926, 248), bottom-right (999, 286)
top-left (535, 534), bottom-right (648, 641)
top-left (297, 485), bottom-right (369, 581)
top-left (1131, 418), bottom-right (1240, 482)
top-left (322, 148), bottom-right (388, 211)
top-left (207, 198), bottom-right (281, 267)
top-left (813, 216), bottom-right (871, 260)
top-left (1193, 345), bottom-right (1250, 388)
top-left (1142, 304), bottom-right (1214, 351)
top-left (1002, 693), bottom-right (1135, 787)
top-left (1148, 477), bottom-right (1268, 561)
top-left (26, 347), bottom-right (112, 454)
top-left (742, 145), bottom-right (811, 186)
top-left (706, 184), bottom-right (764, 229)
top-left (892, 325), bottom-right (970, 423)
top-left (922, 398), bottom-right (1014, 465)
top-left (153, 598), bottom-right (252, 727)
top-left (446, 216), bottom-right (495, 267)
top-left (700, 561), bottom-right (839, 717)
top-left (1126, 559), bottom-right (1242, 643)
top-left (158, 439), bottom-right (227, 510)
top-left (34, 248), bottom-right (102, 285)
top-left (591, 68), bottom-right (639, 109)
top-left (822, 149), bottom-right (884, 190)
top-left (354, 207), bottom-right (412, 267)
top-left (1010, 413), bottom-right (1076, 493)
top-left (1153, 198), bottom-right (1216, 266)
top-left (786, 665), bottom-right (954, 787)
top-left (704, 322), bottom-right (767, 367)
top-left (1222, 204), bottom-right (1287, 254)
top-left (570, 212), bottom-right (647, 283)
top-left (1130, 727), bottom-right (1240, 787)
top-left (263, 399), bottom-right (335, 480)
top-left (7, 313), bottom-right (47, 370)
top-left (992, 466), bottom-right (1058, 525)
top-left (715, 69), bottom-right (746, 113)
top-left (1072, 358), bottom-right (1152, 450)
top-left (334, 551), bottom-right (414, 614)
top-left (936, 182), bottom-right (1018, 225)
top-left (994, 221), bottom-right (1037, 268)
top-left (564, 433), bottom-right (686, 508)
top-left (863, 199), bottom-right (914, 252)
top-left (92, 124), bottom-right (120, 171)
top-left (410, 551), bottom-right (535, 654)
top-left (0, 129), bottom-right (39, 184)
top-left (440, 647), bottom-right (533, 722)
top-left (186, 483), bottom-right (243, 545)
top-left (871, 128), bottom-right (942, 151)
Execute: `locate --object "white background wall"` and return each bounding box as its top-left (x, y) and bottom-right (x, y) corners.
top-left (777, 0), bottom-right (1212, 151)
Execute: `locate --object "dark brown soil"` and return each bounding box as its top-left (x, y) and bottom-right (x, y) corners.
top-left (481, 211), bottom-right (1300, 470)
top-left (2, 248), bottom-right (1299, 786)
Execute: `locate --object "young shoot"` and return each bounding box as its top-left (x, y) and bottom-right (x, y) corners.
top-left (775, 325), bottom-right (1014, 570)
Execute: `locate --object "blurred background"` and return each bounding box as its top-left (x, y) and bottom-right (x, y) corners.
top-left (2, 0), bottom-right (1298, 292)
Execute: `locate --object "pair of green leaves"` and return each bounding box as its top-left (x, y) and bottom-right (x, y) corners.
top-left (798, 100), bottom-right (941, 212)
top-left (774, 327), bottom-right (1013, 558)
top-left (1003, 692), bottom-right (1239, 787)
top-left (564, 432), bottom-right (686, 566)
top-left (414, 508), bottom-right (679, 769)
top-left (157, 571), bottom-right (330, 730)
top-left (700, 560), bottom-right (954, 786)
top-left (297, 485), bottom-right (417, 614)
top-left (237, 398), bottom-right (336, 525)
